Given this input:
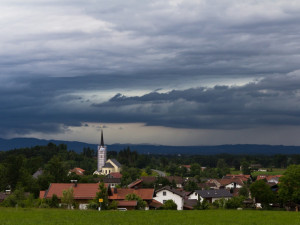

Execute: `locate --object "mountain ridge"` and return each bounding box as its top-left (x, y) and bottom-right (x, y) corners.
top-left (1, 138), bottom-right (300, 155)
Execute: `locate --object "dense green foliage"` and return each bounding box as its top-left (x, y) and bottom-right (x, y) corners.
top-left (162, 200), bottom-right (177, 210)
top-left (278, 165), bottom-right (300, 207)
top-left (250, 180), bottom-right (276, 208)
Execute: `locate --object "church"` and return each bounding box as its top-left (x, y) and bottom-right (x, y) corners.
top-left (93, 130), bottom-right (121, 175)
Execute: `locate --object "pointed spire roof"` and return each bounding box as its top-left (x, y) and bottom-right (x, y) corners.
top-left (100, 129), bottom-right (104, 146)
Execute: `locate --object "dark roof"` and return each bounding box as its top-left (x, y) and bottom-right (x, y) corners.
top-left (195, 189), bottom-right (233, 198)
top-left (32, 169), bottom-right (43, 179)
top-left (166, 176), bottom-right (183, 184)
top-left (103, 178), bottom-right (121, 183)
top-left (103, 162), bottom-right (114, 168)
top-left (107, 172), bottom-right (122, 178)
top-left (184, 199), bottom-right (198, 209)
top-left (110, 158), bottom-right (121, 167)
top-left (141, 176), bottom-right (157, 184)
top-left (156, 186), bottom-right (186, 197)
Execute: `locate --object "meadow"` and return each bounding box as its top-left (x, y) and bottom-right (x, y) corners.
top-left (0, 208), bottom-right (300, 225)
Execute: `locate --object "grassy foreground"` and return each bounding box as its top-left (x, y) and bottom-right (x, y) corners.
top-left (0, 208), bottom-right (300, 225)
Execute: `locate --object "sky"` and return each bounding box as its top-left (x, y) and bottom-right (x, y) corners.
top-left (1, 0), bottom-right (300, 146)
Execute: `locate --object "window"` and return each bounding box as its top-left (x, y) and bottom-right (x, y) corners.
top-left (163, 191), bottom-right (166, 196)
top-left (195, 192), bottom-right (197, 196)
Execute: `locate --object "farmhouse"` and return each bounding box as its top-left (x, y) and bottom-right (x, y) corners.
top-left (154, 186), bottom-right (186, 210)
top-left (41, 183), bottom-right (101, 210)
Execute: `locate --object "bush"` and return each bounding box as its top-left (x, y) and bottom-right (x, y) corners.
top-left (162, 200), bottom-right (177, 210)
top-left (225, 197), bottom-right (245, 209)
top-left (194, 199), bottom-right (210, 210)
top-left (87, 201), bottom-right (98, 210)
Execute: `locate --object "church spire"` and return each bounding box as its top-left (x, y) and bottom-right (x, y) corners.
top-left (100, 129), bottom-right (104, 146)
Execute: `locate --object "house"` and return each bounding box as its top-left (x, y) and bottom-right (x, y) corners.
top-left (207, 178), bottom-right (244, 189)
top-left (108, 187), bottom-right (154, 210)
top-left (69, 167), bottom-right (85, 176)
top-left (101, 159), bottom-right (122, 175)
top-left (181, 165), bottom-right (191, 171)
top-left (223, 174), bottom-right (251, 182)
top-left (103, 177), bottom-right (121, 188)
top-left (188, 189), bottom-right (233, 203)
top-left (154, 186), bottom-right (186, 210)
top-left (197, 182), bottom-right (217, 190)
top-left (41, 183), bottom-right (101, 210)
top-left (117, 200), bottom-right (137, 210)
top-left (128, 179), bottom-right (143, 189)
top-left (256, 175), bottom-right (282, 184)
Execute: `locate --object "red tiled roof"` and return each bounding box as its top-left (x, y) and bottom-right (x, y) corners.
top-left (69, 168), bottom-right (85, 176)
top-left (109, 188), bottom-right (154, 200)
top-left (149, 199), bottom-right (163, 208)
top-left (117, 200), bottom-right (137, 207)
top-left (224, 174), bottom-right (250, 182)
top-left (128, 179), bottom-right (143, 188)
top-left (257, 175), bottom-right (282, 181)
top-left (217, 178), bottom-right (244, 187)
top-left (182, 165), bottom-right (191, 168)
top-left (44, 183), bottom-right (104, 200)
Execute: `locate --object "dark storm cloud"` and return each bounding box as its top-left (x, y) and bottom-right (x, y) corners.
top-left (1, 1), bottom-right (300, 139)
top-left (92, 72), bottom-right (300, 129)
top-left (2, 70), bottom-right (300, 136)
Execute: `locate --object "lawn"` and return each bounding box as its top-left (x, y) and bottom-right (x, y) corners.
top-left (0, 208), bottom-right (300, 225)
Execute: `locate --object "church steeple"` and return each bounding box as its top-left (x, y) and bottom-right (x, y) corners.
top-left (100, 129), bottom-right (104, 146)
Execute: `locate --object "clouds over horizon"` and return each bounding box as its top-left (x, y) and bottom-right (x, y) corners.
top-left (1, 0), bottom-right (300, 144)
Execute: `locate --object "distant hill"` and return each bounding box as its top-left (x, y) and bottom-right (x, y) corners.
top-left (1, 138), bottom-right (300, 155)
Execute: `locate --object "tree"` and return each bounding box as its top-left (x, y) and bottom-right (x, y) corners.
top-left (162, 199), bottom-right (177, 210)
top-left (125, 193), bottom-right (146, 210)
top-left (225, 196), bottom-right (245, 209)
top-left (216, 159), bottom-right (230, 177)
top-left (278, 164), bottom-right (300, 207)
top-left (238, 185), bottom-right (249, 198)
top-left (250, 180), bottom-right (275, 208)
top-left (241, 161), bottom-right (251, 175)
top-left (194, 198), bottom-right (209, 210)
top-left (184, 180), bottom-right (198, 191)
top-left (94, 182), bottom-right (109, 210)
top-left (49, 194), bottom-right (59, 208)
top-left (61, 187), bottom-right (74, 209)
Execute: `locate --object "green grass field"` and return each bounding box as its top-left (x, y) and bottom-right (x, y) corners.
top-left (0, 208), bottom-right (300, 225)
top-left (230, 168), bottom-right (286, 176)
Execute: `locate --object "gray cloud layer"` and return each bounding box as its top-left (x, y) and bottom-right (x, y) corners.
top-left (1, 1), bottom-right (300, 142)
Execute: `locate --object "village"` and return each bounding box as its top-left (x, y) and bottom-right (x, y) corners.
top-left (30, 131), bottom-right (295, 211)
